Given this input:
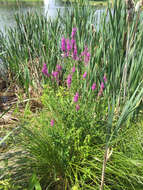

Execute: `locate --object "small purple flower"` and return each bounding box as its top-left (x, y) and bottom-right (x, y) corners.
top-left (80, 46), bottom-right (90, 64)
top-left (67, 74), bottom-right (72, 88)
top-left (56, 64), bottom-right (62, 72)
top-left (92, 83), bottom-right (96, 91)
top-left (81, 46), bottom-right (88, 56)
top-left (98, 88), bottom-right (103, 97)
top-left (66, 39), bottom-right (71, 51)
top-left (71, 38), bottom-right (75, 49)
top-left (42, 63), bottom-right (49, 76)
top-left (103, 74), bottom-right (107, 83)
top-left (98, 82), bottom-right (105, 97)
top-left (61, 37), bottom-right (66, 52)
top-left (81, 51), bottom-right (85, 56)
top-left (76, 104), bottom-right (80, 111)
top-left (52, 71), bottom-right (59, 80)
top-left (84, 52), bottom-right (90, 64)
top-left (73, 44), bottom-right (77, 60)
top-left (101, 82), bottom-right (104, 89)
top-left (71, 28), bottom-right (77, 39)
top-left (50, 119), bottom-right (54, 127)
top-left (72, 66), bottom-right (76, 73)
top-left (73, 92), bottom-right (79, 103)
top-left (83, 72), bottom-right (87, 78)
top-left (84, 46), bottom-right (88, 53)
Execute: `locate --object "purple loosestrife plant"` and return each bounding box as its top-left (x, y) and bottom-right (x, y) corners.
top-left (73, 92), bottom-right (79, 103)
top-left (92, 83), bottom-right (96, 91)
top-left (67, 74), bottom-right (72, 88)
top-left (98, 82), bottom-right (105, 97)
top-left (42, 63), bottom-right (49, 76)
top-left (52, 71), bottom-right (59, 78)
top-left (52, 71), bottom-right (59, 83)
top-left (81, 46), bottom-right (90, 64)
top-left (61, 37), bottom-right (66, 52)
top-left (83, 72), bottom-right (87, 78)
top-left (76, 104), bottom-right (80, 111)
top-left (73, 44), bottom-right (78, 60)
top-left (72, 66), bottom-right (76, 73)
top-left (56, 65), bottom-right (62, 72)
top-left (103, 74), bottom-right (107, 83)
top-left (71, 28), bottom-right (77, 39)
top-left (98, 88), bottom-right (103, 97)
top-left (71, 38), bottom-right (75, 49)
top-left (101, 82), bottom-right (105, 89)
top-left (66, 39), bottom-right (71, 51)
top-left (50, 119), bottom-right (54, 127)
top-left (84, 52), bottom-right (90, 64)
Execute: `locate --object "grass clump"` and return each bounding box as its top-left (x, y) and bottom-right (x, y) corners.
top-left (6, 85), bottom-right (143, 189)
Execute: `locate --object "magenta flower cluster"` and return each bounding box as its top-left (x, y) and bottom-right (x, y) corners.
top-left (72, 66), bottom-right (76, 73)
top-left (50, 119), bottom-right (54, 127)
top-left (92, 83), bottom-right (96, 91)
top-left (67, 74), bottom-right (72, 88)
top-left (71, 28), bottom-right (77, 39)
top-left (98, 75), bottom-right (107, 97)
top-left (81, 46), bottom-right (91, 65)
top-left (73, 92), bottom-right (79, 103)
top-left (61, 28), bottom-right (78, 60)
top-left (73, 92), bottom-right (80, 111)
top-left (42, 63), bottom-right (63, 84)
top-left (42, 28), bottom-right (108, 120)
top-left (42, 63), bottom-right (49, 76)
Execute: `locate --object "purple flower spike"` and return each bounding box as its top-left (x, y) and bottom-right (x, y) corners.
top-left (71, 38), bottom-right (75, 49)
top-left (83, 72), bottom-right (87, 78)
top-left (66, 39), bottom-right (71, 51)
top-left (61, 37), bottom-right (66, 52)
top-left (103, 74), bottom-right (107, 83)
top-left (81, 51), bottom-right (85, 56)
top-left (84, 46), bottom-right (88, 53)
top-left (72, 66), bottom-right (76, 73)
top-left (73, 44), bottom-right (77, 60)
top-left (98, 88), bottom-right (103, 97)
top-left (101, 82), bottom-right (104, 89)
top-left (71, 28), bottom-right (77, 39)
top-left (76, 104), bottom-right (80, 111)
top-left (67, 74), bottom-right (72, 88)
top-left (42, 63), bottom-right (49, 76)
top-left (52, 71), bottom-right (59, 80)
top-left (73, 92), bottom-right (79, 103)
top-left (92, 83), bottom-right (96, 91)
top-left (50, 119), bottom-right (54, 127)
top-left (84, 52), bottom-right (90, 64)
top-left (56, 65), bottom-right (62, 72)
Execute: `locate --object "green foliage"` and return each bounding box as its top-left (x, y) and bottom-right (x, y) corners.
top-left (1, 1), bottom-right (143, 190)
top-left (3, 84), bottom-right (142, 189)
top-left (0, 179), bottom-right (20, 190)
top-left (28, 173), bottom-right (42, 190)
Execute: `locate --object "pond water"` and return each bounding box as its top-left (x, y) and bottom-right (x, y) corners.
top-left (0, 0), bottom-right (66, 33)
top-left (0, 0), bottom-right (104, 33)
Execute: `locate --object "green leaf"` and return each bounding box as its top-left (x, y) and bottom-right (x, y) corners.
top-left (28, 173), bottom-right (42, 190)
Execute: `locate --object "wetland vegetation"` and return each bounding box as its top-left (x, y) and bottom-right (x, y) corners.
top-left (0, 0), bottom-right (143, 189)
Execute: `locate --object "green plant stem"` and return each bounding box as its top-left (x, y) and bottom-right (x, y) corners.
top-left (100, 146), bottom-right (109, 190)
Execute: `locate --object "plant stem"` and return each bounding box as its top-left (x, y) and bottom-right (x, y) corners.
top-left (100, 146), bottom-right (109, 190)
